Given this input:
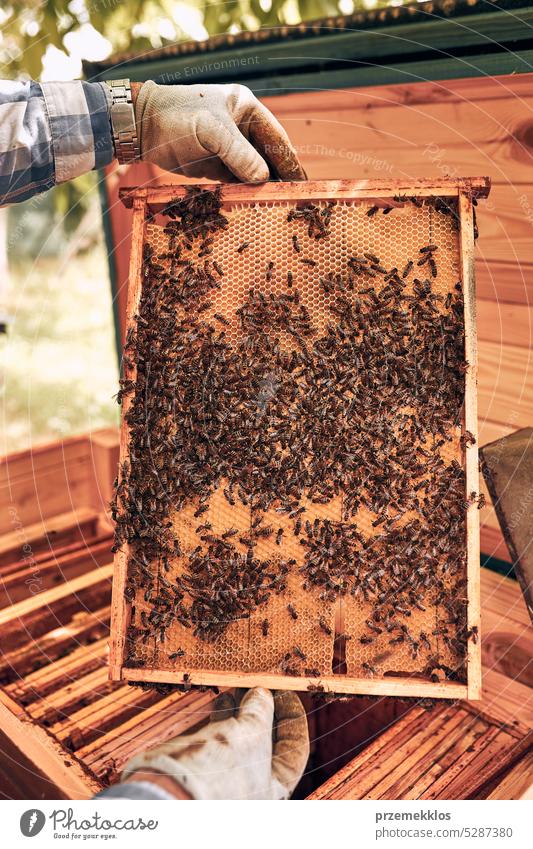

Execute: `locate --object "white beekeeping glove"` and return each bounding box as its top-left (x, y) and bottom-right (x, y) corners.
top-left (122, 688), bottom-right (309, 800)
top-left (134, 82), bottom-right (306, 183)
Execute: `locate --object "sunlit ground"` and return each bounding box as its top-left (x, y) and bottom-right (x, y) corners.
top-left (1, 238), bottom-right (119, 454)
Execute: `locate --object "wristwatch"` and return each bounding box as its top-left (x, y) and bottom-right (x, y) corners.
top-left (106, 78), bottom-right (140, 164)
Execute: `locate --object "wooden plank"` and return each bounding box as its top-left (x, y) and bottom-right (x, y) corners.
top-left (421, 726), bottom-right (513, 800)
top-left (51, 685), bottom-right (160, 747)
top-left (481, 568), bottom-right (530, 629)
top-left (102, 161), bottom-right (160, 349)
top-left (0, 430), bottom-right (115, 536)
top-left (307, 706), bottom-right (439, 799)
top-left (311, 704), bottom-right (430, 799)
top-left (477, 300), bottom-right (533, 349)
top-left (479, 568), bottom-right (532, 723)
top-left (480, 667), bottom-right (533, 728)
top-left (436, 728), bottom-right (533, 799)
top-left (0, 433), bottom-right (91, 486)
top-left (0, 507), bottom-right (101, 568)
top-left (0, 464), bottom-right (93, 536)
top-left (474, 185), bottom-right (533, 266)
top-left (480, 524), bottom-right (510, 561)
top-left (88, 428), bottom-right (120, 517)
top-left (78, 689), bottom-right (208, 761)
top-left (0, 690), bottom-right (100, 799)
top-left (0, 606), bottom-right (110, 682)
top-left (486, 750), bottom-right (533, 799)
top-left (481, 612), bottom-right (532, 689)
top-left (80, 690), bottom-right (217, 779)
top-left (478, 421), bottom-right (514, 553)
top-left (27, 667), bottom-right (111, 722)
top-left (359, 708), bottom-right (473, 799)
top-left (121, 666), bottom-right (468, 699)
top-left (0, 569), bottom-right (112, 657)
top-left (267, 74), bottom-right (533, 115)
top-left (399, 723), bottom-right (499, 799)
top-left (461, 698), bottom-right (531, 738)
top-left (0, 536), bottom-right (112, 607)
top-left (0, 563), bottom-right (113, 628)
top-left (459, 190), bottom-right (481, 700)
top-left (109, 195), bottom-right (146, 681)
top-left (5, 638), bottom-right (108, 704)
top-left (479, 420), bottom-right (515, 450)
top-left (478, 340), bottom-right (533, 428)
top-left (308, 703), bottom-right (531, 800)
top-left (120, 177), bottom-right (491, 208)
top-left (477, 261), bottom-right (533, 306)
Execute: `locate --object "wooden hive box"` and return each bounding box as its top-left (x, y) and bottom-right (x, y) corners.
top-left (111, 177), bottom-right (490, 699)
top-left (0, 431), bottom-right (217, 799)
top-left (307, 700), bottom-right (532, 800)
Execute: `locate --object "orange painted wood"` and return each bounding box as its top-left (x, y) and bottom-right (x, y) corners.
top-left (477, 300), bottom-right (533, 349)
top-left (480, 524), bottom-right (511, 562)
top-left (476, 260), bottom-right (533, 306)
top-left (478, 340), bottom-right (533, 429)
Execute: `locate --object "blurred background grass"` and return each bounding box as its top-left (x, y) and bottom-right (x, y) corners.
top-left (2, 187), bottom-right (119, 453)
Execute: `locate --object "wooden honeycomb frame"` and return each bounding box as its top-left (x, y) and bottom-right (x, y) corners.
top-left (111, 178), bottom-right (490, 699)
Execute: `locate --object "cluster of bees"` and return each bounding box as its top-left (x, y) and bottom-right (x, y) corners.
top-left (113, 185), bottom-right (476, 683)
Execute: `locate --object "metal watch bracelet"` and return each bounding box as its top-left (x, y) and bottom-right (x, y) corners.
top-left (106, 78), bottom-right (141, 165)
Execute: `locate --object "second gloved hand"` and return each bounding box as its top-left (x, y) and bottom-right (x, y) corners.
top-left (122, 688), bottom-right (309, 800)
top-left (134, 82), bottom-right (306, 183)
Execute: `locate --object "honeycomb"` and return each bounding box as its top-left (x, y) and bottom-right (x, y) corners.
top-left (122, 191), bottom-right (469, 689)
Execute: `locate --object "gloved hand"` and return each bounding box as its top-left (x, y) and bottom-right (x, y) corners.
top-left (122, 688), bottom-right (309, 800)
top-left (134, 81), bottom-right (306, 183)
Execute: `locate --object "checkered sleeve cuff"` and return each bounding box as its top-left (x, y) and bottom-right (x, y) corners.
top-left (40, 80), bottom-right (114, 183)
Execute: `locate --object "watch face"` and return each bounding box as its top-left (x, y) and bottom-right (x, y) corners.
top-left (112, 101), bottom-right (135, 134)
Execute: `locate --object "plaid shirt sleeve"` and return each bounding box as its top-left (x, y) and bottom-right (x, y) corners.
top-left (0, 79), bottom-right (114, 205)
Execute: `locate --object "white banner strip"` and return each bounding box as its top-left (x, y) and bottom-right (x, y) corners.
top-left (3, 799), bottom-right (532, 848)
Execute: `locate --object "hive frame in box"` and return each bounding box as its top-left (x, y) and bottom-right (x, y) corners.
top-left (111, 177), bottom-right (490, 700)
